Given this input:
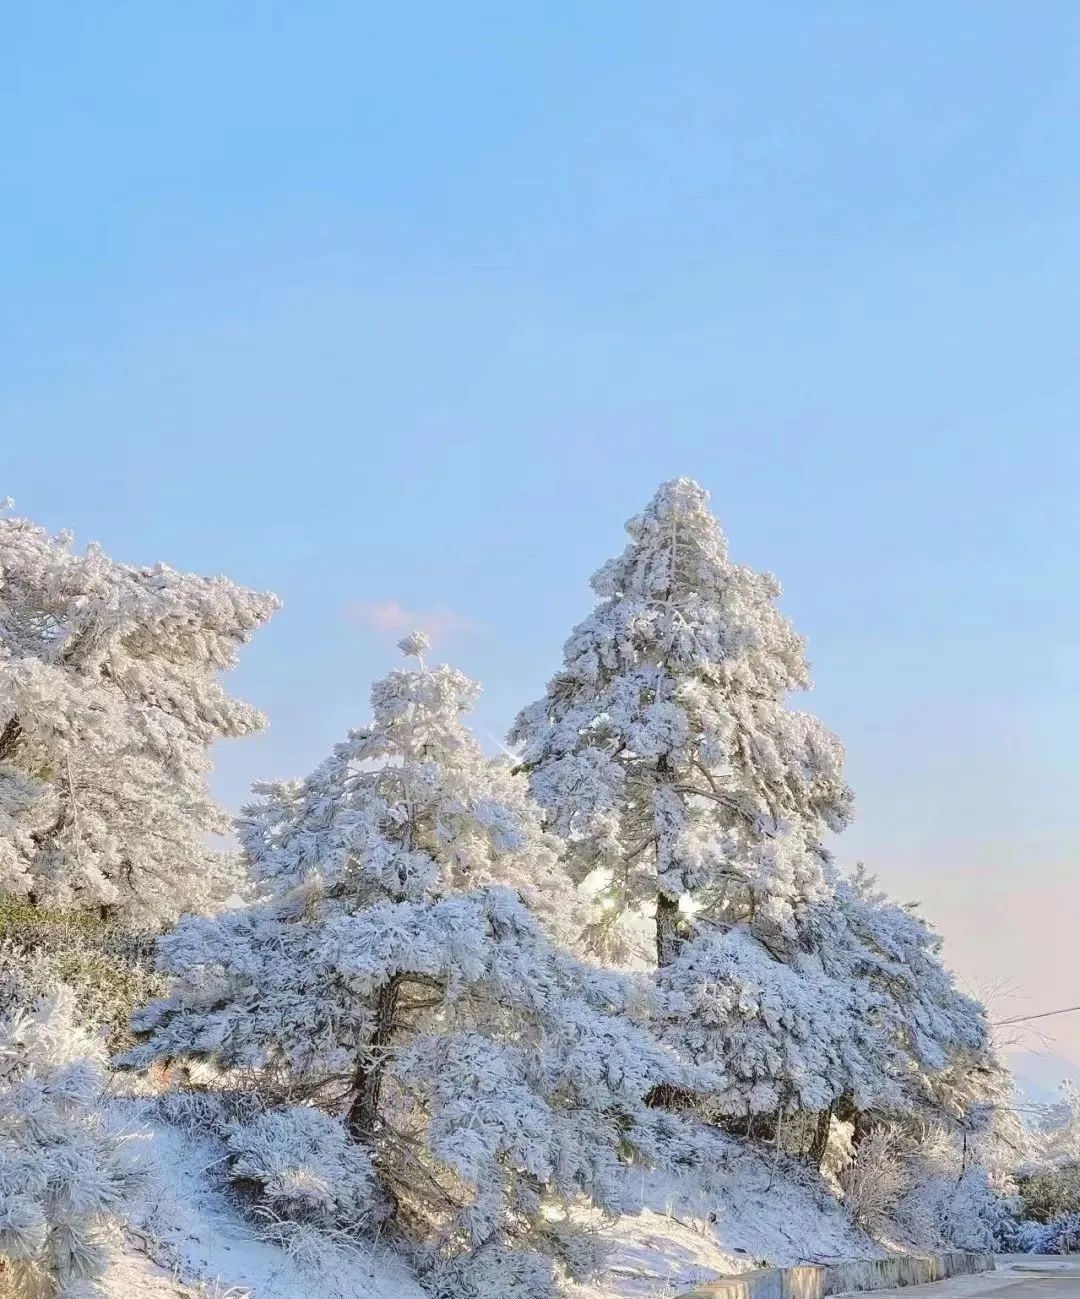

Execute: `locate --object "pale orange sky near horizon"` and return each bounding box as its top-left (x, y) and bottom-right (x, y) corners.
top-left (844, 850), bottom-right (1080, 1077)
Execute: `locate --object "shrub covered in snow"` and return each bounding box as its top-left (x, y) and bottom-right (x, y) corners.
top-left (893, 1164), bottom-right (1005, 1252)
top-left (225, 1107), bottom-right (379, 1231)
top-left (838, 1127), bottom-right (910, 1235)
top-left (0, 900), bottom-right (161, 1050)
top-left (150, 1086), bottom-right (264, 1138)
top-left (1000, 1211), bottom-right (1080, 1255)
top-left (839, 1121), bottom-right (1006, 1251)
top-left (0, 987), bottom-right (146, 1296)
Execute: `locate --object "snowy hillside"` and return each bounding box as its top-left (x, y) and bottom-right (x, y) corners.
top-left (104, 1103), bottom-right (426, 1299)
top-left (104, 1105), bottom-right (878, 1299)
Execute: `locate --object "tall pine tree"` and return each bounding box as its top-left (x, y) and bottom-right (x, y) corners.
top-left (511, 477), bottom-right (852, 965)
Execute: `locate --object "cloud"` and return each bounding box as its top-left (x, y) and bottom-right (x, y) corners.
top-left (346, 599), bottom-right (478, 648)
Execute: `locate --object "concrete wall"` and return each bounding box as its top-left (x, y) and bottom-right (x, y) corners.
top-left (678, 1250), bottom-right (995, 1299)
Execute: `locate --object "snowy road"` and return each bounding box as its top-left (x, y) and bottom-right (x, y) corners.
top-left (848, 1261), bottom-right (1080, 1299)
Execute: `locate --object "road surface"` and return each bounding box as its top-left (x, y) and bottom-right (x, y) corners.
top-left (854, 1260), bottom-right (1080, 1299)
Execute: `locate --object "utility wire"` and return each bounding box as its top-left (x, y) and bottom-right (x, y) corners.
top-left (993, 1004), bottom-right (1080, 1027)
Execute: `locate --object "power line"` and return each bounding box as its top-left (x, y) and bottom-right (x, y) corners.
top-left (993, 1004), bottom-right (1080, 1027)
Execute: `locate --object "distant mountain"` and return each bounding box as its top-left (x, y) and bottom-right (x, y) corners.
top-left (1009, 1050), bottom-right (1080, 1106)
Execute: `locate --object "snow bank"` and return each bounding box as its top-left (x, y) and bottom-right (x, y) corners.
top-left (114, 1102), bottom-right (424, 1299)
top-left (574, 1133), bottom-right (882, 1299)
top-left (92, 1097), bottom-right (885, 1299)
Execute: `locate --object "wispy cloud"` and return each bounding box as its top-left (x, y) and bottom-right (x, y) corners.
top-left (346, 599), bottom-right (479, 648)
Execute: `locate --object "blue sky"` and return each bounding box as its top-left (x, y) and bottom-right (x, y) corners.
top-left (3, 3), bottom-right (1079, 1066)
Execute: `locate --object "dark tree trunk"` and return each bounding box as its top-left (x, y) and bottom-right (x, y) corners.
top-left (808, 1104), bottom-right (833, 1169)
top-left (0, 716), bottom-right (22, 762)
top-left (655, 891), bottom-right (682, 967)
top-left (833, 1093), bottom-right (874, 1148)
top-left (346, 974), bottom-right (402, 1141)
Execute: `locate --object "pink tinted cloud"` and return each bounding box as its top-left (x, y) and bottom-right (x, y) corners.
top-left (347, 599), bottom-right (478, 647)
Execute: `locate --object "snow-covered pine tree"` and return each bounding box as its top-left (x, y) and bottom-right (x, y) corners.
top-left (510, 477), bottom-right (852, 966)
top-left (650, 919), bottom-right (906, 1135)
top-left (0, 504), bottom-right (277, 925)
top-left (804, 866), bottom-right (994, 1136)
top-left (510, 479), bottom-right (940, 1138)
top-left (648, 859), bottom-right (996, 1159)
top-left (123, 637), bottom-right (697, 1299)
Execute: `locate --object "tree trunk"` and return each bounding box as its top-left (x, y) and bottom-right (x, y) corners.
top-left (346, 974), bottom-right (402, 1141)
top-left (655, 891), bottom-right (681, 967)
top-left (654, 751), bottom-right (684, 968)
top-left (808, 1104), bottom-right (833, 1169)
top-left (0, 716), bottom-right (22, 762)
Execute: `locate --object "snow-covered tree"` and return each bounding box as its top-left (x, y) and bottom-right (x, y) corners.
top-left (652, 924), bottom-right (904, 1128)
top-left (0, 504), bottom-right (277, 924)
top-left (510, 480), bottom-right (995, 1161)
top-left (1037, 1083), bottom-right (1080, 1163)
top-left (803, 866), bottom-right (993, 1134)
top-left (510, 477), bottom-right (852, 966)
top-left (123, 638), bottom-right (696, 1298)
top-left (646, 863), bottom-right (996, 1163)
top-left (0, 986), bottom-right (146, 1297)
top-left (1009, 1082), bottom-right (1080, 1232)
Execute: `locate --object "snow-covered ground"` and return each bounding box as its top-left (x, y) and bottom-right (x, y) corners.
top-left (107, 1103), bottom-right (423, 1299)
top-left (106, 1103), bottom-right (878, 1299)
top-left (572, 1138), bottom-right (881, 1299)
